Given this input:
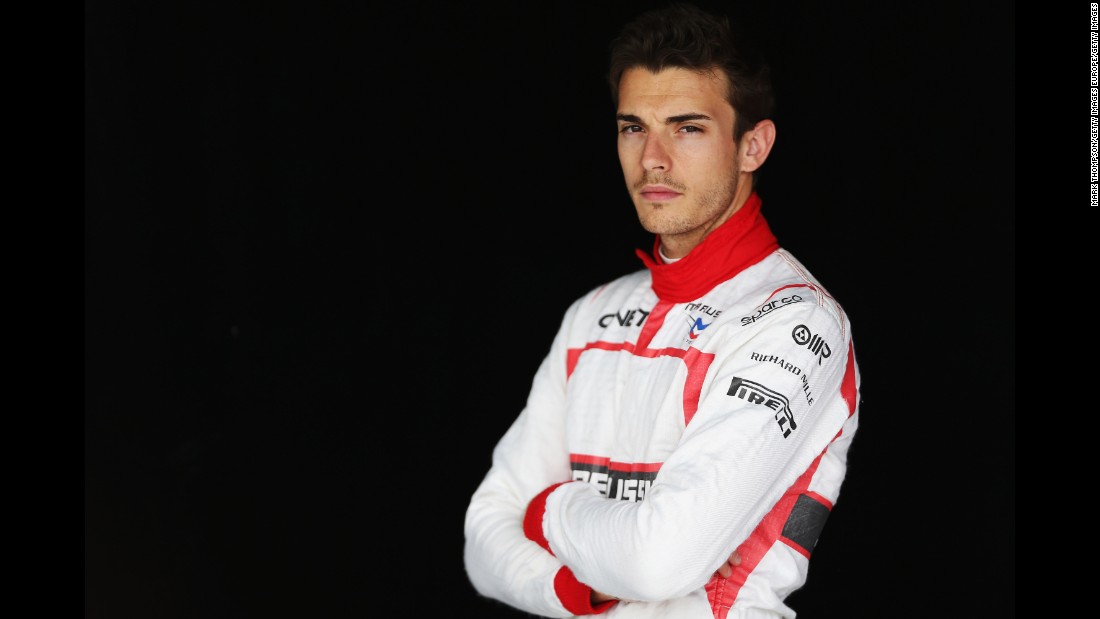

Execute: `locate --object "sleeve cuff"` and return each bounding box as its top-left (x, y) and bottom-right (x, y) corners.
top-left (554, 566), bottom-right (617, 615)
top-left (523, 481), bottom-right (569, 554)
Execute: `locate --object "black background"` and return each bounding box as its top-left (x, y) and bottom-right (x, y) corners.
top-left (85, 1), bottom-right (1015, 617)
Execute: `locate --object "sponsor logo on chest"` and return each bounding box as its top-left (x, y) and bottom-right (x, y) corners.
top-left (572, 464), bottom-right (658, 503)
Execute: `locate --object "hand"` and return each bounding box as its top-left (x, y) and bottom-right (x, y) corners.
top-left (591, 549), bottom-right (743, 605)
top-left (591, 589), bottom-right (618, 604)
top-left (716, 550), bottom-right (742, 579)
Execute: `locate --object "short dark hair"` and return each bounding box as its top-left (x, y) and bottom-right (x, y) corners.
top-left (607, 2), bottom-right (775, 140)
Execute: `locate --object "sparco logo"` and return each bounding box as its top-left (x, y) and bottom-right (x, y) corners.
top-left (791, 324), bottom-right (831, 365)
top-left (726, 376), bottom-right (797, 438)
top-left (741, 295), bottom-right (803, 326)
top-left (599, 308), bottom-right (650, 328)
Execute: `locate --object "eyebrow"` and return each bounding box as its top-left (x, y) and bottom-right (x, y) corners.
top-left (616, 112), bottom-right (713, 125)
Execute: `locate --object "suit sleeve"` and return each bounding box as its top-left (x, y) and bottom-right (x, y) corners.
top-left (463, 299), bottom-right (617, 617)
top-left (526, 300), bottom-right (859, 602)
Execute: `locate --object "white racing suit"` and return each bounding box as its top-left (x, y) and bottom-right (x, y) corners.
top-left (464, 193), bottom-right (861, 618)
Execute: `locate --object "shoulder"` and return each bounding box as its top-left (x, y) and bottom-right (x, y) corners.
top-left (703, 252), bottom-right (855, 384)
top-left (713, 249), bottom-right (853, 339)
top-left (570, 268), bottom-right (652, 312)
top-left (556, 268), bottom-right (653, 334)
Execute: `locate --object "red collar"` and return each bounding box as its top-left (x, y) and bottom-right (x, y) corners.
top-left (635, 192), bottom-right (779, 303)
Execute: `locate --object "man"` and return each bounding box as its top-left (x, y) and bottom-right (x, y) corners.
top-left (463, 3), bottom-right (861, 617)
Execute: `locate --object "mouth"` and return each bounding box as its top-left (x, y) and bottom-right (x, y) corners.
top-left (640, 186), bottom-right (682, 202)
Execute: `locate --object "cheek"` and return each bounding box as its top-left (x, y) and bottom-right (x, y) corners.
top-left (617, 140), bottom-right (638, 166)
top-left (697, 143), bottom-right (739, 174)
top-left (618, 147), bottom-right (642, 181)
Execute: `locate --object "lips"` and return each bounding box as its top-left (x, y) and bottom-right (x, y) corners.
top-left (640, 186), bottom-right (682, 201)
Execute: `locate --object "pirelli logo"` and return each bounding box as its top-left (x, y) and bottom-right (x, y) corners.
top-left (726, 376), bottom-right (797, 438)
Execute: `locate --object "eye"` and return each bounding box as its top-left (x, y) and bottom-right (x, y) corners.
top-left (619, 124), bottom-right (644, 135)
top-left (679, 125), bottom-right (704, 134)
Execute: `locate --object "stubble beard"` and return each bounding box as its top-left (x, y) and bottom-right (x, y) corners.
top-left (635, 172), bottom-right (741, 238)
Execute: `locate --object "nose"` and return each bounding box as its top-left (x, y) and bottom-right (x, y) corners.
top-left (641, 134), bottom-right (670, 171)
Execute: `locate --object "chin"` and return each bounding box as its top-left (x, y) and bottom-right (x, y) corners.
top-left (637, 214), bottom-right (677, 237)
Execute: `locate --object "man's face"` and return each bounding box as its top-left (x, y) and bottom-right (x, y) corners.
top-left (616, 67), bottom-right (748, 258)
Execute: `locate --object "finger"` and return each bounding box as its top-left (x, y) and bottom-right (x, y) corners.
top-left (730, 551), bottom-right (741, 566)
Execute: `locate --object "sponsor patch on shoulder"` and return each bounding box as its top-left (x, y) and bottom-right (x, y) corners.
top-left (726, 376), bottom-right (797, 438)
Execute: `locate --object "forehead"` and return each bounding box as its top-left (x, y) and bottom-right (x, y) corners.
top-left (617, 67), bottom-right (733, 120)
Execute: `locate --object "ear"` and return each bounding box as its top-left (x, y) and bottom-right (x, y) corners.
top-left (738, 119), bottom-right (776, 174)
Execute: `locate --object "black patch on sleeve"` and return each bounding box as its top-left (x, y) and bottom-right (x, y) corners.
top-left (782, 494), bottom-right (831, 555)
